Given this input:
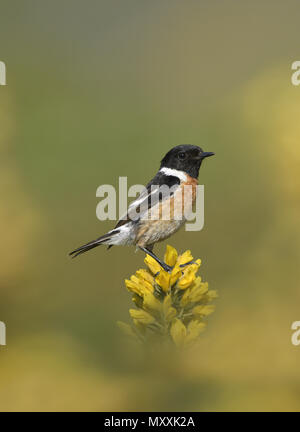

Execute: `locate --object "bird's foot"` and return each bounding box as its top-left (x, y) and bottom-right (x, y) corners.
top-left (162, 263), bottom-right (173, 273)
top-left (179, 260), bottom-right (196, 268)
top-left (160, 260), bottom-right (196, 274)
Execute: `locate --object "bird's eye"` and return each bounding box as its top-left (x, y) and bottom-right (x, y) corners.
top-left (178, 152), bottom-right (186, 160)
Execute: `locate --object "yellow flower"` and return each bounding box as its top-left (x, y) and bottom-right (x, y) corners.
top-left (125, 273), bottom-right (154, 296)
top-left (120, 245), bottom-right (217, 348)
top-left (132, 319), bottom-right (147, 335)
top-left (144, 254), bottom-right (162, 275)
top-left (180, 278), bottom-right (208, 306)
top-left (190, 282), bottom-right (209, 302)
top-left (163, 294), bottom-right (177, 322)
top-left (155, 269), bottom-right (170, 292)
top-left (125, 278), bottom-right (142, 296)
top-left (143, 291), bottom-right (162, 312)
top-left (132, 293), bottom-right (143, 308)
top-left (129, 309), bottom-right (155, 325)
top-left (177, 265), bottom-right (197, 289)
top-left (184, 320), bottom-right (206, 346)
top-left (170, 318), bottom-right (186, 348)
top-left (177, 250), bottom-right (194, 266)
top-left (193, 304), bottom-right (215, 317)
top-left (170, 264), bottom-right (182, 286)
top-left (136, 269), bottom-right (155, 288)
top-left (175, 258), bottom-right (200, 289)
top-left (206, 290), bottom-right (218, 301)
top-left (164, 245), bottom-right (178, 267)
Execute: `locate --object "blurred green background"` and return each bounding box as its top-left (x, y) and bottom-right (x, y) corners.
top-left (1, 0), bottom-right (300, 412)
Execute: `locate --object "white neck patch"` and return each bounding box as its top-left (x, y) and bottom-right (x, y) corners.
top-left (160, 167), bottom-right (187, 182)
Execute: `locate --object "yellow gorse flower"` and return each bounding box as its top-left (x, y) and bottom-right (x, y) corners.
top-left (118, 245), bottom-right (217, 347)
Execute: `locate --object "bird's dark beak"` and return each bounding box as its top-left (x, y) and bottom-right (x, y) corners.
top-left (201, 152), bottom-right (215, 159)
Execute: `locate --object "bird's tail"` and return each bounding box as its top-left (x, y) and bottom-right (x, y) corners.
top-left (69, 229), bottom-right (119, 258)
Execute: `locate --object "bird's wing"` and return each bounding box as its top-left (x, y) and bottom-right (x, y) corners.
top-left (114, 171), bottom-right (181, 228)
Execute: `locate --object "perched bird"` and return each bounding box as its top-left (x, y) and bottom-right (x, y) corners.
top-left (70, 145), bottom-right (214, 272)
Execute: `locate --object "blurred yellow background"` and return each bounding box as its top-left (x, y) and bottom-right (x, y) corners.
top-left (1, 0), bottom-right (300, 411)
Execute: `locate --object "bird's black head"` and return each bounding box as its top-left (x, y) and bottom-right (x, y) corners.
top-left (160, 144), bottom-right (214, 179)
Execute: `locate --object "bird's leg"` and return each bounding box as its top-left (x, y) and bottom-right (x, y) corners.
top-left (139, 246), bottom-right (173, 273)
top-left (180, 260), bottom-right (196, 268)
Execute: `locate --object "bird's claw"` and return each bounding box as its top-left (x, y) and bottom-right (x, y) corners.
top-left (162, 263), bottom-right (173, 273)
top-left (155, 260), bottom-right (195, 275)
top-left (179, 260), bottom-right (196, 268)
